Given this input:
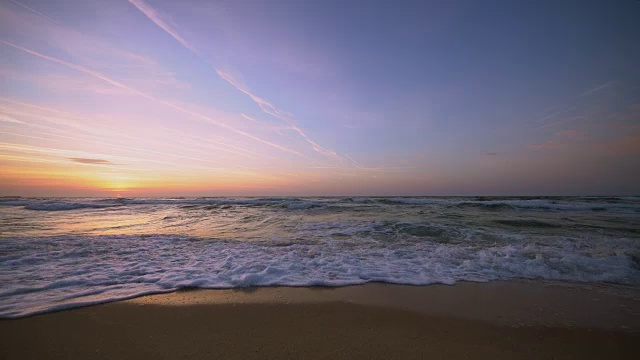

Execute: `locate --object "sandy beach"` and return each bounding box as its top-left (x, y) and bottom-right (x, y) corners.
top-left (1, 281), bottom-right (638, 359)
top-left (2, 0), bottom-right (639, 358)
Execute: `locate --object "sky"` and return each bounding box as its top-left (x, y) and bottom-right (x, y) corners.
top-left (1, 0), bottom-right (639, 196)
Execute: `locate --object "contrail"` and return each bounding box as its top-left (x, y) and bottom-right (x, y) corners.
top-left (217, 69), bottom-right (339, 158)
top-left (0, 113), bottom-right (25, 124)
top-left (127, 0), bottom-right (198, 54)
top-left (1, 98), bottom-right (273, 165)
top-left (0, 40), bottom-right (304, 157)
top-left (578, 80), bottom-right (616, 98)
top-left (1, 130), bottom-right (224, 167)
top-left (127, 0), bottom-right (337, 159)
top-left (10, 0), bottom-right (57, 24)
top-left (344, 154), bottom-right (364, 169)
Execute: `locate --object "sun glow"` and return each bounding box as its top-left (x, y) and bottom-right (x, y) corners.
top-left (0, 0), bottom-right (638, 197)
top-left (94, 173), bottom-right (136, 192)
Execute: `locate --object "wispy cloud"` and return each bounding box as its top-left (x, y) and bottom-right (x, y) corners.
top-left (216, 70), bottom-right (291, 121)
top-left (1, 40), bottom-right (303, 157)
top-left (0, 142), bottom-right (128, 166)
top-left (0, 113), bottom-right (25, 124)
top-left (1, 67), bottom-right (126, 96)
top-left (528, 130), bottom-right (585, 150)
top-left (534, 80), bottom-right (616, 127)
top-left (0, 5), bottom-right (190, 94)
top-left (240, 113), bottom-right (292, 134)
top-left (606, 103), bottom-right (640, 123)
top-left (126, 0), bottom-right (338, 160)
top-left (555, 129), bottom-right (584, 139)
top-left (127, 0), bottom-right (198, 54)
top-left (241, 113), bottom-right (259, 122)
top-left (69, 158), bottom-right (115, 165)
top-left (1, 97), bottom-right (280, 172)
top-left (538, 115), bottom-right (585, 129)
top-left (0, 97), bottom-right (91, 119)
top-left (527, 140), bottom-right (562, 151)
top-left (9, 0), bottom-right (56, 24)
top-left (160, 127), bottom-right (266, 160)
top-left (308, 165), bottom-right (415, 173)
top-left (592, 134), bottom-right (640, 155)
top-left (217, 69), bottom-right (339, 158)
top-left (589, 104), bottom-right (640, 155)
top-left (535, 106), bottom-right (576, 124)
top-left (344, 154), bottom-right (364, 168)
top-left (0, 134), bottom-right (228, 172)
top-left (578, 81), bottom-right (616, 98)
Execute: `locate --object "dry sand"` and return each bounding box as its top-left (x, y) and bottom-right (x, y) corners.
top-left (1, 281), bottom-right (638, 359)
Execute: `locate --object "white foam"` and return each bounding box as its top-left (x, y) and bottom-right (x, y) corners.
top-left (1, 196), bottom-right (638, 318)
top-left (0, 234), bottom-right (637, 318)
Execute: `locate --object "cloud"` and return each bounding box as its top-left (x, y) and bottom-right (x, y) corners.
top-left (9, 0), bottom-right (56, 24)
top-left (529, 129), bottom-right (586, 151)
top-left (240, 113), bottom-right (291, 134)
top-left (535, 106), bottom-right (576, 124)
top-left (127, 0), bottom-right (199, 54)
top-left (528, 140), bottom-right (563, 150)
top-left (578, 81), bottom-right (616, 98)
top-left (538, 116), bottom-right (585, 129)
top-left (555, 130), bottom-right (584, 138)
top-left (0, 67), bottom-right (126, 96)
top-left (534, 80), bottom-right (616, 127)
top-left (309, 165), bottom-right (415, 173)
top-left (69, 158), bottom-right (115, 165)
top-left (217, 69), bottom-right (339, 158)
top-left (591, 121), bottom-right (640, 155)
top-left (0, 141), bottom-right (135, 166)
top-left (593, 135), bottom-right (640, 155)
top-left (606, 103), bottom-right (640, 123)
top-left (0, 113), bottom-right (25, 124)
top-left (0, 133), bottom-right (237, 173)
top-left (0, 5), bottom-right (190, 94)
top-left (344, 154), bottom-right (364, 168)
top-left (1, 40), bottom-right (303, 157)
top-left (240, 113), bottom-right (258, 122)
top-left (216, 70), bottom-right (291, 121)
top-left (126, 0), bottom-right (338, 160)
top-left (0, 98), bottom-right (283, 173)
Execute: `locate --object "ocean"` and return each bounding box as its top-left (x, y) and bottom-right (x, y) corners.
top-left (1, 196), bottom-right (639, 318)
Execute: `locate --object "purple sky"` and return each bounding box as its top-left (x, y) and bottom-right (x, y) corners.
top-left (1, 0), bottom-right (639, 196)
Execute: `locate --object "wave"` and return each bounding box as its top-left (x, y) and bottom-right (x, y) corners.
top-left (369, 197), bottom-right (640, 212)
top-left (0, 199), bottom-right (121, 211)
top-left (0, 234), bottom-right (638, 318)
top-left (1, 196), bottom-right (639, 213)
top-left (25, 202), bottom-right (121, 211)
top-left (494, 219), bottom-right (561, 228)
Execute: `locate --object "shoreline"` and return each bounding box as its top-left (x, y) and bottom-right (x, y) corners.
top-left (1, 280), bottom-right (638, 359)
top-left (2, 279), bottom-right (638, 324)
top-left (132, 280), bottom-right (640, 331)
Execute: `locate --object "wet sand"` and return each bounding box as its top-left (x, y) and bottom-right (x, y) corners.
top-left (1, 281), bottom-right (638, 359)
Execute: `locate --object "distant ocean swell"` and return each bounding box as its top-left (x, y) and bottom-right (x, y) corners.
top-left (1, 196), bottom-right (640, 212)
top-left (0, 196), bottom-right (638, 318)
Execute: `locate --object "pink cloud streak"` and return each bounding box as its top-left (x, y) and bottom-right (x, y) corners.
top-left (0, 40), bottom-right (303, 157)
top-left (126, 0), bottom-right (338, 160)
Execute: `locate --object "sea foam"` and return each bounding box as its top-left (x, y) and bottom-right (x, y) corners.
top-left (0, 233), bottom-right (637, 318)
top-left (1, 196), bottom-right (638, 318)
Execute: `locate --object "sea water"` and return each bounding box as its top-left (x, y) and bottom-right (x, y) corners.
top-left (1, 196), bottom-right (639, 318)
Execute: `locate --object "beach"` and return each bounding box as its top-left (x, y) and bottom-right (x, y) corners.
top-left (1, 281), bottom-right (638, 359)
top-left (2, 196), bottom-right (639, 319)
top-left (2, 0), bottom-right (639, 357)
top-left (1, 197), bottom-right (638, 358)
